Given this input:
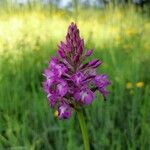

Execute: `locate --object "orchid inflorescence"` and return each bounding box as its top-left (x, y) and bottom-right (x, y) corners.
top-left (43, 22), bottom-right (111, 119)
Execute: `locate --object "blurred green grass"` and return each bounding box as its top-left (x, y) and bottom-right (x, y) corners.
top-left (0, 6), bottom-right (150, 150)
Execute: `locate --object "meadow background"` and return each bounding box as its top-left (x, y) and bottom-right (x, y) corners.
top-left (0, 0), bottom-right (150, 149)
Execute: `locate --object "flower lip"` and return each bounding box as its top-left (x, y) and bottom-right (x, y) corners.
top-left (71, 72), bottom-right (85, 86)
top-left (48, 57), bottom-right (59, 68)
top-left (58, 102), bottom-right (72, 119)
top-left (94, 74), bottom-right (111, 96)
top-left (74, 88), bottom-right (95, 105)
top-left (56, 80), bottom-right (68, 97)
top-left (43, 69), bottom-right (55, 79)
top-left (47, 93), bottom-right (58, 108)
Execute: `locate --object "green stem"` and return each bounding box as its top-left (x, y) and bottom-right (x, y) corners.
top-left (77, 110), bottom-right (90, 150)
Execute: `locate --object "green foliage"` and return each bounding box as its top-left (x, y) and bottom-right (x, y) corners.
top-left (0, 7), bottom-right (150, 150)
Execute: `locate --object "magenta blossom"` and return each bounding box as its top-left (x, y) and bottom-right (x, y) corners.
top-left (43, 22), bottom-right (111, 119)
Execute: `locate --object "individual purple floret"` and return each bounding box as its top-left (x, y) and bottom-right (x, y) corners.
top-left (43, 22), bottom-right (111, 119)
top-left (58, 102), bottom-right (72, 119)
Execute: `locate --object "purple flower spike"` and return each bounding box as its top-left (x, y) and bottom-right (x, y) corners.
top-left (43, 22), bottom-right (111, 119)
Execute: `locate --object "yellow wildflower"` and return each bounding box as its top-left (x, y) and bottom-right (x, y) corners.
top-left (136, 82), bottom-right (144, 88)
top-left (54, 110), bottom-right (58, 117)
top-left (126, 82), bottom-right (133, 89)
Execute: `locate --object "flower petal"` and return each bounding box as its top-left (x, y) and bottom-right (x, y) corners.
top-left (56, 80), bottom-right (68, 97)
top-left (58, 103), bottom-right (72, 119)
top-left (74, 88), bottom-right (95, 105)
top-left (85, 49), bottom-right (93, 57)
top-left (71, 72), bottom-right (85, 86)
top-left (94, 74), bottom-right (111, 96)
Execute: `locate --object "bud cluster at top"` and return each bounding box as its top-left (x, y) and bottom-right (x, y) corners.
top-left (43, 22), bottom-right (111, 119)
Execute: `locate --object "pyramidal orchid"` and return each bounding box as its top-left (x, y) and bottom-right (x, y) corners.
top-left (43, 22), bottom-right (110, 150)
